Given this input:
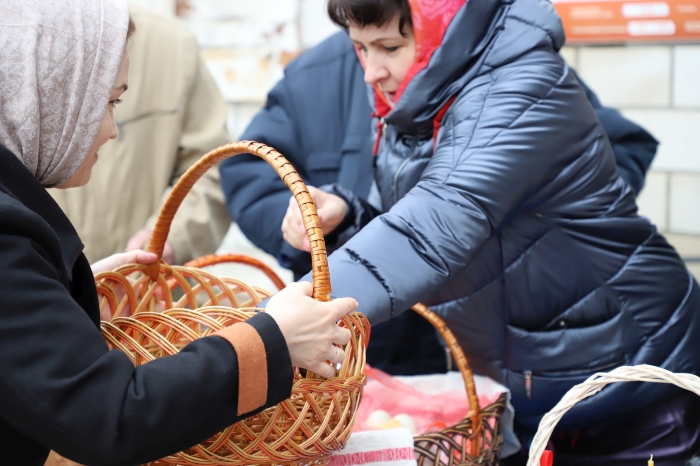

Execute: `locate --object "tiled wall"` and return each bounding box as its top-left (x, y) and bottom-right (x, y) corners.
top-left (561, 44), bottom-right (700, 237)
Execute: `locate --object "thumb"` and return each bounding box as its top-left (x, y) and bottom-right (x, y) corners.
top-left (283, 281), bottom-right (314, 298)
top-left (122, 250), bottom-right (159, 266)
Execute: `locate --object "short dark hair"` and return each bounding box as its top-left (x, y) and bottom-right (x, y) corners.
top-left (328, 0), bottom-right (412, 37)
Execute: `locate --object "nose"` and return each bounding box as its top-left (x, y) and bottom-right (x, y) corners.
top-left (363, 52), bottom-right (390, 86)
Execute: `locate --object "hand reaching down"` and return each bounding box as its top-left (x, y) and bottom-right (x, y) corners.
top-left (281, 186), bottom-right (349, 252)
top-left (266, 282), bottom-right (357, 378)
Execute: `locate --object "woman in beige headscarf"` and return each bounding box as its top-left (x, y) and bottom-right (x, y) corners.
top-left (0, 1), bottom-right (356, 464)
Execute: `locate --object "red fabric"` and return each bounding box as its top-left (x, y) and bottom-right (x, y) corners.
top-left (356, 0), bottom-right (465, 117)
top-left (372, 115), bottom-right (384, 156)
top-left (540, 450), bottom-right (554, 466)
top-left (393, 0), bottom-right (465, 105)
top-left (354, 366), bottom-right (500, 436)
top-left (433, 96), bottom-right (456, 151)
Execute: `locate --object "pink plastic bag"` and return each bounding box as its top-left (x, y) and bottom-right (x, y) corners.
top-left (354, 366), bottom-right (501, 435)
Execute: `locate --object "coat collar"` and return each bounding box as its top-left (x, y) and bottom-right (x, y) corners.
top-left (0, 145), bottom-right (84, 277)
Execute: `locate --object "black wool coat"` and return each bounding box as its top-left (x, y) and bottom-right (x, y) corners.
top-left (0, 145), bottom-right (293, 465)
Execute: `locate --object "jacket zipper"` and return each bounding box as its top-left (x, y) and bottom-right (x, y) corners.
top-left (372, 117), bottom-right (387, 167)
top-left (524, 370), bottom-right (532, 400)
top-left (393, 152), bottom-right (416, 205)
top-left (523, 360), bottom-right (624, 400)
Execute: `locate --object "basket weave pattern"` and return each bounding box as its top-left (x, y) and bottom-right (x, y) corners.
top-left (96, 141), bottom-right (370, 465)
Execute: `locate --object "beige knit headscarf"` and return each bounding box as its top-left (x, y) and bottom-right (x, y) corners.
top-left (0, 0), bottom-right (130, 187)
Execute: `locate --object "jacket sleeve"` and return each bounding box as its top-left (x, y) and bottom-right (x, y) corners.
top-left (575, 72), bottom-right (658, 195)
top-left (145, 49), bottom-right (232, 265)
top-left (0, 206), bottom-right (292, 466)
top-left (220, 77), bottom-right (312, 278)
top-left (308, 62), bottom-right (626, 324)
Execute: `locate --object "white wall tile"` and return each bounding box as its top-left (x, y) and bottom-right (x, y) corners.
top-left (300, 0), bottom-right (341, 48)
top-left (227, 102), bottom-right (265, 139)
top-left (673, 45), bottom-right (700, 109)
top-left (621, 109), bottom-right (700, 173)
top-left (202, 49), bottom-right (272, 102)
top-left (188, 0), bottom-right (297, 23)
top-left (559, 46), bottom-right (578, 69)
top-left (577, 46), bottom-right (671, 107)
top-left (669, 173), bottom-right (700, 234)
top-left (637, 171), bottom-right (668, 231)
top-left (129, 0), bottom-right (176, 15)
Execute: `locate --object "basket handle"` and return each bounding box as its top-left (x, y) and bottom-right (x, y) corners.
top-left (527, 364), bottom-right (700, 466)
top-left (145, 141), bottom-right (331, 302)
top-left (184, 253), bottom-right (287, 291)
top-left (412, 303), bottom-right (483, 456)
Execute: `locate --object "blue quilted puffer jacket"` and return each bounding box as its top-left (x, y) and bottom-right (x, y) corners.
top-left (307, 0), bottom-right (700, 431)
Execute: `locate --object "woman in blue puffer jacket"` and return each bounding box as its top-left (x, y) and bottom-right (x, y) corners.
top-left (281, 0), bottom-right (700, 463)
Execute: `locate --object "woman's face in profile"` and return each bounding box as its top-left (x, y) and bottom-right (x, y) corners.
top-left (58, 49), bottom-right (131, 189)
top-left (349, 14), bottom-right (416, 105)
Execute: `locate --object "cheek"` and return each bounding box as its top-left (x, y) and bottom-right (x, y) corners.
top-left (391, 50), bottom-right (416, 84)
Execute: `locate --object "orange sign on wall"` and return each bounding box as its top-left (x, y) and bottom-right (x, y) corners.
top-left (553, 0), bottom-right (700, 43)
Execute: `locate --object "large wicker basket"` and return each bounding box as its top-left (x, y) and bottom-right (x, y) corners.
top-left (96, 141), bottom-right (371, 465)
top-left (527, 365), bottom-right (700, 466)
top-left (188, 256), bottom-right (507, 466)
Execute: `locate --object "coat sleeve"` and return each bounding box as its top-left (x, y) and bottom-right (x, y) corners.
top-left (309, 61), bottom-right (626, 324)
top-left (220, 77), bottom-right (312, 278)
top-left (145, 48), bottom-right (232, 265)
top-left (0, 205), bottom-right (292, 466)
top-left (575, 72), bottom-right (658, 195)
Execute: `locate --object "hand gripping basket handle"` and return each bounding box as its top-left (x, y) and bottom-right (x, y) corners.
top-left (145, 141), bottom-right (331, 302)
top-left (413, 303), bottom-right (484, 456)
top-left (527, 364), bottom-right (700, 466)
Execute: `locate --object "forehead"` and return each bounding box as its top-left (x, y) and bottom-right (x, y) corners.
top-left (349, 16), bottom-right (405, 42)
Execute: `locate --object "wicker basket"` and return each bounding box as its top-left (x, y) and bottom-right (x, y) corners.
top-left (96, 141), bottom-right (371, 466)
top-left (527, 365), bottom-right (700, 466)
top-left (187, 257), bottom-right (507, 466)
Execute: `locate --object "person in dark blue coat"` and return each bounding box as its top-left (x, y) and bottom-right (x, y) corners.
top-left (275, 0), bottom-right (700, 464)
top-left (220, 33), bottom-right (656, 281)
top-left (220, 28), bottom-right (659, 379)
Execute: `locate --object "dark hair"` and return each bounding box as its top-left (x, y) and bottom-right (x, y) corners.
top-left (328, 0), bottom-right (412, 37)
top-left (126, 15), bottom-right (136, 40)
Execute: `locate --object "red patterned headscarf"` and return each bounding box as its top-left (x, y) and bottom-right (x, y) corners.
top-left (392, 0), bottom-right (465, 104)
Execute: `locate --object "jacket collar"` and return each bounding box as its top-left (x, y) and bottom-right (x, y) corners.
top-left (379, 0), bottom-right (565, 134)
top-left (0, 145), bottom-right (84, 276)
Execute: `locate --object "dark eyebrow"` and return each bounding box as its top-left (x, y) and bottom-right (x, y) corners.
top-left (115, 84), bottom-right (128, 92)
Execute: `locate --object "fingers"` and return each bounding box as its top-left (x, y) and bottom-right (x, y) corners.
top-left (125, 229), bottom-right (151, 252)
top-left (328, 345), bottom-right (346, 364)
top-left (330, 297), bottom-right (359, 321)
top-left (281, 280), bottom-right (313, 298)
top-left (127, 250), bottom-right (159, 265)
top-left (309, 361), bottom-right (336, 379)
top-left (334, 326), bottom-right (352, 346)
top-left (281, 200), bottom-right (306, 250)
top-left (307, 345), bottom-right (346, 379)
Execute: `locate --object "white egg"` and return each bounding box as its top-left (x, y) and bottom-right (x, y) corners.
top-left (393, 414), bottom-right (417, 434)
top-left (366, 410), bottom-right (392, 429)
